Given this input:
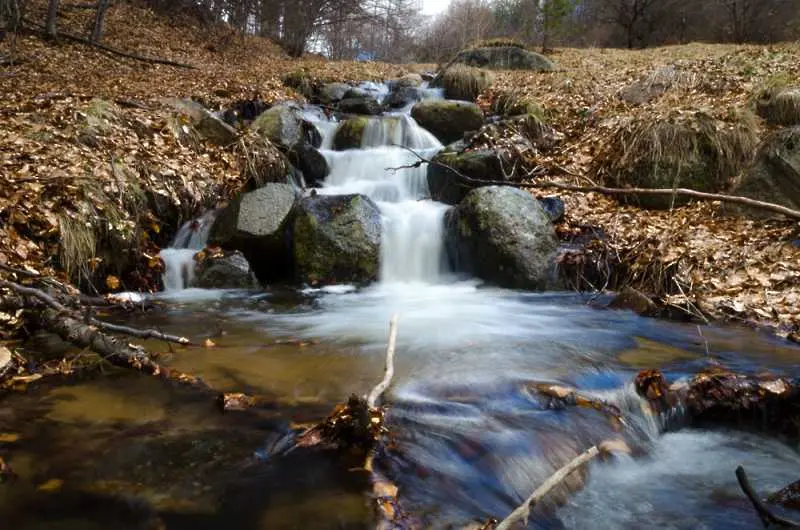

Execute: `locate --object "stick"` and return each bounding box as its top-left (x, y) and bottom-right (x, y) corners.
top-left (736, 466), bottom-right (800, 528)
top-left (0, 279), bottom-right (190, 345)
top-left (23, 18), bottom-right (196, 69)
top-left (396, 146), bottom-right (800, 220)
top-left (367, 314), bottom-right (398, 409)
top-left (494, 444), bottom-right (602, 530)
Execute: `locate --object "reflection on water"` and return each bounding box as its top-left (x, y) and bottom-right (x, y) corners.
top-left (1, 284), bottom-right (799, 529)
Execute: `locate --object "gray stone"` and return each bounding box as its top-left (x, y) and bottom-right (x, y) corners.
top-left (293, 194), bottom-right (382, 286)
top-left (319, 82), bottom-right (352, 104)
top-left (174, 99), bottom-right (237, 146)
top-left (411, 100), bottom-right (484, 145)
top-left (428, 149), bottom-right (507, 205)
top-left (336, 96), bottom-right (383, 116)
top-left (194, 250), bottom-right (259, 289)
top-left (251, 103), bottom-right (304, 150)
top-left (290, 143), bottom-right (330, 187)
top-left (386, 86), bottom-right (422, 108)
top-left (445, 186), bottom-right (558, 290)
top-left (728, 126), bottom-right (800, 218)
top-left (208, 183), bottom-right (299, 283)
top-left (455, 46), bottom-right (555, 71)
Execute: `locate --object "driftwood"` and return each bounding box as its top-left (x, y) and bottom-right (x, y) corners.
top-left (367, 314), bottom-right (399, 408)
top-left (736, 466), bottom-right (800, 528)
top-left (397, 147), bottom-right (800, 221)
top-left (23, 18), bottom-right (196, 69)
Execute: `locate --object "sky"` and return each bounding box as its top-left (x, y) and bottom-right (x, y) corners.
top-left (422, 0), bottom-right (450, 16)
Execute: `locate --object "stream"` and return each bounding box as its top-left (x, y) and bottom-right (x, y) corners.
top-left (2, 86), bottom-right (800, 529)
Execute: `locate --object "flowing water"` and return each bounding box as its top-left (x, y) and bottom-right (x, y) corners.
top-left (3, 91), bottom-right (800, 529)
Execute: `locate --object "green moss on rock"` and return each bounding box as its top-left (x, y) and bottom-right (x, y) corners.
top-left (332, 117), bottom-right (370, 150)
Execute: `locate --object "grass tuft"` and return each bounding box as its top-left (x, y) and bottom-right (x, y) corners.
top-left (755, 75), bottom-right (800, 125)
top-left (470, 38), bottom-right (526, 50)
top-left (490, 91), bottom-right (544, 118)
top-left (437, 65), bottom-right (494, 102)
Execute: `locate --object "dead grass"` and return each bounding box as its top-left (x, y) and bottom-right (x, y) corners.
top-left (235, 132), bottom-right (291, 190)
top-left (490, 91), bottom-right (544, 118)
top-left (58, 213), bottom-right (97, 283)
top-left (755, 75), bottom-right (800, 125)
top-left (470, 38), bottom-right (526, 50)
top-left (437, 64), bottom-right (494, 102)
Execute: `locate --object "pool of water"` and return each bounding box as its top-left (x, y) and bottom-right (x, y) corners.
top-left (1, 282), bottom-right (799, 529)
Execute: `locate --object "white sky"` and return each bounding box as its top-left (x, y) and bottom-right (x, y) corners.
top-left (422, 0), bottom-right (450, 15)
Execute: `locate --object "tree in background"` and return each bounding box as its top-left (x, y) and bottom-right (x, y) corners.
top-left (539, 0), bottom-right (577, 51)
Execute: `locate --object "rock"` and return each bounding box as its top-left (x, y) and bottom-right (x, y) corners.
top-left (445, 186), bottom-right (558, 290)
top-left (174, 99), bottom-right (238, 146)
top-left (319, 82), bottom-right (352, 104)
top-left (289, 143), bottom-right (330, 187)
top-left (455, 46), bottom-right (555, 71)
top-left (208, 183), bottom-right (299, 283)
top-left (756, 86), bottom-right (800, 126)
top-left (728, 127), bottom-right (800, 218)
top-left (428, 148), bottom-right (507, 205)
top-left (221, 99), bottom-right (269, 127)
top-left (608, 287), bottom-right (658, 317)
top-left (386, 86), bottom-right (422, 109)
top-left (293, 194), bottom-right (382, 286)
top-left (538, 196), bottom-right (565, 223)
top-left (336, 95), bottom-right (383, 116)
top-left (432, 64), bottom-right (494, 101)
top-left (411, 100), bottom-right (483, 145)
top-left (194, 250), bottom-right (259, 289)
top-left (395, 73), bottom-right (423, 88)
top-left (332, 117), bottom-right (370, 150)
top-left (251, 103), bottom-right (305, 150)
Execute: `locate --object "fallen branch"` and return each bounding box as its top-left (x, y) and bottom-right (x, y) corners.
top-left (736, 466), bottom-right (800, 528)
top-left (0, 279), bottom-right (190, 345)
top-left (367, 314), bottom-right (399, 408)
top-left (396, 146), bottom-right (800, 220)
top-left (23, 18), bottom-right (196, 69)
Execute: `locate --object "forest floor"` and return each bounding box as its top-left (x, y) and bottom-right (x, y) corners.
top-left (2, 1), bottom-right (800, 339)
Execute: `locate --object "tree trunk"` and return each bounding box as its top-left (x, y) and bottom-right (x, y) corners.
top-left (90, 0), bottom-right (110, 43)
top-left (45, 0), bottom-right (59, 38)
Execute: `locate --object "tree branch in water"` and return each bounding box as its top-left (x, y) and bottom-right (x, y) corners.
top-left (736, 466), bottom-right (800, 528)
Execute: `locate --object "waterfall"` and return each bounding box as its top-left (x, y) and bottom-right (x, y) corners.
top-left (159, 210), bottom-right (217, 291)
top-left (318, 114), bottom-right (448, 284)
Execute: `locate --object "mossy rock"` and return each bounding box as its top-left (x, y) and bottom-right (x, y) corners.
top-left (410, 100), bottom-right (483, 145)
top-left (251, 103), bottom-right (304, 150)
top-left (455, 46), bottom-right (555, 71)
top-left (332, 117), bottom-right (370, 150)
top-left (282, 69), bottom-right (317, 100)
top-left (292, 194), bottom-right (381, 286)
top-left (756, 86), bottom-right (800, 126)
top-left (491, 92), bottom-right (544, 118)
top-left (428, 149), bottom-right (506, 205)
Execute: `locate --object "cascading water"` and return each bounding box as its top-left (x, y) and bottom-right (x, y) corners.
top-left (159, 210), bottom-right (217, 291)
top-left (317, 114), bottom-right (449, 283)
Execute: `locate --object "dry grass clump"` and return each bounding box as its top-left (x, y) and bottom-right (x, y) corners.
top-left (235, 132), bottom-right (292, 190)
top-left (594, 109), bottom-right (759, 209)
top-left (618, 65), bottom-right (702, 105)
top-left (437, 65), bottom-right (494, 102)
top-left (282, 68), bottom-right (318, 100)
top-left (490, 91), bottom-right (544, 118)
top-left (58, 213), bottom-right (97, 284)
top-left (470, 37), bottom-right (526, 50)
top-left (755, 75), bottom-right (800, 126)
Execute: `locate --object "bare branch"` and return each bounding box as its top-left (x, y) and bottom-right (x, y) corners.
top-left (736, 466), bottom-right (800, 528)
top-left (367, 314), bottom-right (398, 408)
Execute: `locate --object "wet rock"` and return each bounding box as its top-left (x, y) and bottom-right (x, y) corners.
top-left (428, 148), bottom-right (507, 205)
top-left (332, 117), bottom-right (369, 150)
top-left (336, 96), bottom-right (383, 116)
top-left (293, 194), bottom-right (381, 285)
top-left (727, 126), bottom-right (800, 218)
top-left (289, 142), bottom-right (330, 187)
top-left (318, 82), bottom-right (352, 104)
top-left (410, 100), bottom-right (483, 145)
top-left (445, 186), bottom-right (558, 290)
top-left (395, 73), bottom-right (423, 88)
top-left (194, 250), bottom-right (259, 289)
top-left (208, 183), bottom-right (299, 283)
top-left (251, 102), bottom-right (305, 151)
top-left (385, 86), bottom-right (422, 109)
top-left (455, 46), bottom-right (555, 71)
top-left (221, 99), bottom-right (269, 127)
top-left (538, 196), bottom-right (565, 223)
top-left (608, 287), bottom-right (658, 316)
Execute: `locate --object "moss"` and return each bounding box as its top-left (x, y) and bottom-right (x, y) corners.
top-left (332, 117), bottom-right (369, 150)
top-left (282, 68), bottom-right (317, 99)
top-left (469, 38), bottom-right (526, 50)
top-left (491, 92), bottom-right (544, 118)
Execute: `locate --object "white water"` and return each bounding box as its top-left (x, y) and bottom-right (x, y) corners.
top-left (159, 210), bottom-right (217, 291)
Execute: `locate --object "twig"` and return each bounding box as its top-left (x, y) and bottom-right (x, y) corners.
top-left (495, 444), bottom-right (602, 530)
top-left (0, 279), bottom-right (190, 345)
top-left (736, 466), bottom-right (800, 528)
top-left (367, 314), bottom-right (398, 409)
top-left (23, 18), bottom-right (196, 69)
top-left (395, 145), bottom-right (800, 220)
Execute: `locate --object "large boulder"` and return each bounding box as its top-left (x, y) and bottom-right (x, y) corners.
top-left (208, 183), bottom-right (299, 283)
top-left (336, 94), bottom-right (383, 116)
top-left (293, 194), bottom-right (382, 286)
top-left (728, 127), bottom-right (800, 218)
top-left (455, 46), bottom-right (555, 71)
top-left (428, 148), bottom-right (508, 205)
top-left (332, 117), bottom-right (370, 150)
top-left (411, 100), bottom-right (483, 145)
top-left (386, 86), bottom-right (422, 109)
top-left (251, 103), bottom-right (320, 151)
top-left (433, 65), bottom-right (494, 101)
top-left (445, 186), bottom-right (558, 290)
top-left (194, 249), bottom-right (259, 289)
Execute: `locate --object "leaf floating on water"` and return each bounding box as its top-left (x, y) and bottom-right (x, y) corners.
top-left (37, 478), bottom-right (64, 492)
top-left (0, 433), bottom-right (20, 443)
top-left (203, 338), bottom-right (216, 348)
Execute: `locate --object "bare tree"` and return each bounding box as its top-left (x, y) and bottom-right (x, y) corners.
top-left (90, 0), bottom-right (111, 43)
top-left (45, 0), bottom-right (59, 38)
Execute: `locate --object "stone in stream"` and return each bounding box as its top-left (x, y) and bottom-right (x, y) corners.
top-left (455, 46), bottom-right (555, 71)
top-left (194, 249), bottom-right (259, 289)
top-left (208, 183), bottom-right (299, 283)
top-left (445, 186), bottom-right (558, 290)
top-left (427, 148), bottom-right (510, 205)
top-left (336, 96), bottom-right (384, 116)
top-left (251, 102), bottom-right (320, 151)
top-left (293, 194), bottom-right (382, 286)
top-left (410, 100), bottom-right (484, 145)
top-left (385, 85), bottom-right (422, 109)
top-left (332, 116), bottom-right (370, 150)
top-left (288, 142), bottom-right (330, 187)
top-left (318, 82), bottom-right (352, 104)
top-left (727, 126), bottom-right (800, 218)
